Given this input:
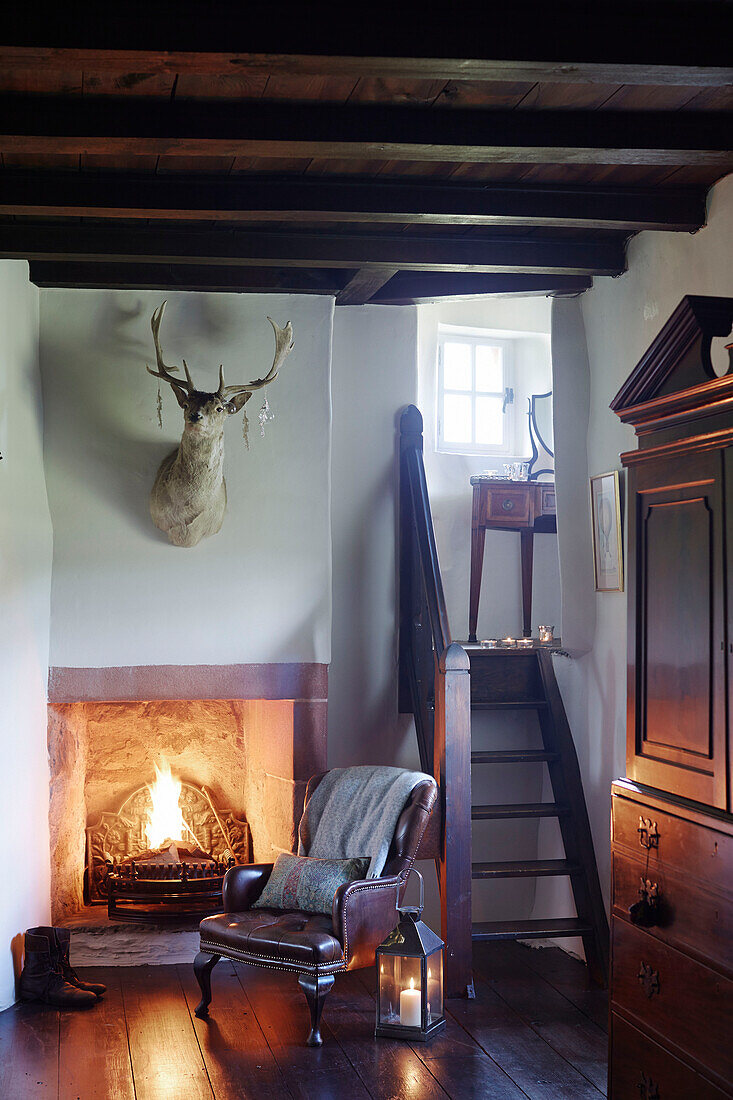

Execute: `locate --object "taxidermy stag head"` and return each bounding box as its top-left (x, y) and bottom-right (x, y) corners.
top-left (146, 301), bottom-right (294, 547)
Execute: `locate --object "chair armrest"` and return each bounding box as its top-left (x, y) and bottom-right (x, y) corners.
top-left (223, 863), bottom-right (273, 912)
top-left (332, 874), bottom-right (402, 970)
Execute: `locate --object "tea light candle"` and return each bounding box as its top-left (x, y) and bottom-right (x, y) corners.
top-left (400, 978), bottom-right (421, 1027)
top-left (517, 637), bottom-right (533, 649)
top-left (502, 636), bottom-right (516, 648)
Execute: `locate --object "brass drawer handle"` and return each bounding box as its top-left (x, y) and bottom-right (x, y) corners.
top-left (501, 498), bottom-right (515, 512)
top-left (638, 962), bottom-right (660, 999)
top-left (629, 879), bottom-right (661, 927)
top-left (637, 1071), bottom-right (660, 1099)
top-left (638, 817), bottom-right (659, 850)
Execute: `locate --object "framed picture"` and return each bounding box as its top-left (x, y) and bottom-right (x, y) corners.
top-left (590, 471), bottom-right (623, 592)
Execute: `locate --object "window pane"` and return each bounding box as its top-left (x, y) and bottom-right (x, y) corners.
top-left (443, 342), bottom-right (472, 390)
top-left (475, 345), bottom-right (503, 392)
top-left (476, 395), bottom-right (504, 445)
top-left (443, 394), bottom-right (472, 444)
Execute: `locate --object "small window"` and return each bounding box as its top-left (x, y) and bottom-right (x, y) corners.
top-left (437, 332), bottom-right (513, 454)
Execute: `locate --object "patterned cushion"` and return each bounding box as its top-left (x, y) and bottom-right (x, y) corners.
top-left (252, 853), bottom-right (370, 915)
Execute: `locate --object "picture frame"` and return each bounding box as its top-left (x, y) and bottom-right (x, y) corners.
top-left (589, 470), bottom-right (623, 592)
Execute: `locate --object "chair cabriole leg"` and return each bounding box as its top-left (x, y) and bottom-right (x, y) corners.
top-left (193, 951), bottom-right (220, 1018)
top-left (298, 973), bottom-right (335, 1046)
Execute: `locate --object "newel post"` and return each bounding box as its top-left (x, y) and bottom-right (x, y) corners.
top-left (398, 405), bottom-right (423, 714)
top-left (435, 641), bottom-right (474, 998)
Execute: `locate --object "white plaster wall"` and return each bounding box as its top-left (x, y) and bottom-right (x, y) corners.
top-left (0, 261), bottom-right (53, 1009)
top-left (40, 291), bottom-right (333, 668)
top-left (329, 305), bottom-right (418, 767)
top-left (537, 173), bottom-right (733, 935)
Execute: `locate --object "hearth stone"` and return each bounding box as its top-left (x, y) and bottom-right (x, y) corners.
top-left (58, 908), bottom-right (202, 966)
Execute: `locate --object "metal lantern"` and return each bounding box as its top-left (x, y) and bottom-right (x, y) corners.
top-left (375, 869), bottom-right (445, 1041)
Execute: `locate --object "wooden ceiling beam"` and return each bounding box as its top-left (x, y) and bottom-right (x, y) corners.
top-left (27, 262), bottom-right (346, 293)
top-left (371, 272), bottom-right (593, 303)
top-left (3, 3), bottom-right (732, 82)
top-left (0, 224), bottom-right (627, 275)
top-left (0, 47), bottom-right (730, 86)
top-left (0, 98), bottom-right (731, 167)
top-left (0, 173), bottom-right (707, 232)
top-left (27, 262), bottom-right (593, 299)
top-left (335, 267), bottom-right (399, 306)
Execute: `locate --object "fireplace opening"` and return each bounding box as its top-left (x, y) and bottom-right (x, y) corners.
top-left (86, 759), bottom-right (251, 924)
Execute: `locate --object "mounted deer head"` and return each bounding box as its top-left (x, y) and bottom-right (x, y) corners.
top-left (146, 301), bottom-right (294, 547)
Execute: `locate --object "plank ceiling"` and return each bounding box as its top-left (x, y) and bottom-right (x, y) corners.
top-left (1, 3), bottom-right (732, 303)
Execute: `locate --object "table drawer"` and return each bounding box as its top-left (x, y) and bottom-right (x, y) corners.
top-left (484, 487), bottom-right (531, 526)
top-left (612, 851), bottom-right (733, 974)
top-left (610, 1013), bottom-right (731, 1100)
top-left (613, 792), bottom-right (733, 895)
top-left (538, 485), bottom-right (556, 515)
top-left (611, 918), bottom-right (733, 1088)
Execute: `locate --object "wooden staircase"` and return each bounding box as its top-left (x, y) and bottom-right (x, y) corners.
top-left (466, 644), bottom-right (609, 987)
top-left (397, 404), bottom-right (609, 996)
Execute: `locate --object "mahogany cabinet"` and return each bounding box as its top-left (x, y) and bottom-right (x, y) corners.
top-left (608, 295), bottom-right (733, 1098)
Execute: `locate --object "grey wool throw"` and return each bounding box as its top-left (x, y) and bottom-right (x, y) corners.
top-left (298, 765), bottom-right (431, 879)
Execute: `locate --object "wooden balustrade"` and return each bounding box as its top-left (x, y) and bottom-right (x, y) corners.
top-left (398, 404), bottom-right (473, 998)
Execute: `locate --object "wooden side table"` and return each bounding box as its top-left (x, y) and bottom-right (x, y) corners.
top-left (468, 476), bottom-right (557, 642)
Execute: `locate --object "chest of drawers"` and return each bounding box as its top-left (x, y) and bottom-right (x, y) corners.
top-left (609, 296), bottom-right (733, 1098)
top-left (610, 781), bottom-right (733, 1097)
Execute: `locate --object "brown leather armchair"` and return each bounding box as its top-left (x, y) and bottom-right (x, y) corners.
top-left (193, 769), bottom-right (437, 1045)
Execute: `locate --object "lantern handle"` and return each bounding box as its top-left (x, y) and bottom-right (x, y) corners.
top-left (402, 866), bottom-right (424, 915)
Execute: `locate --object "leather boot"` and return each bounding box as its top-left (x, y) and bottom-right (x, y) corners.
top-left (54, 928), bottom-right (106, 998)
top-left (19, 929), bottom-right (97, 1008)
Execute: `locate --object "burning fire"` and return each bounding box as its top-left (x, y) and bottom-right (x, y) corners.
top-left (144, 761), bottom-right (189, 850)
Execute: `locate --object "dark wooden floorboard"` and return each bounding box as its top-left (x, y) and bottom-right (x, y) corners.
top-left (120, 965), bottom-right (213, 1100)
top-left (445, 964), bottom-right (605, 1098)
top-left (472, 944), bottom-right (608, 1092)
top-left (178, 960), bottom-right (293, 1100)
top-left (499, 942), bottom-right (609, 1033)
top-left (0, 948), bottom-right (608, 1099)
top-left (356, 969), bottom-right (531, 1100)
top-left (233, 962), bottom-right (372, 1100)
top-left (59, 968), bottom-right (135, 1100)
top-left (326, 970), bottom-right (450, 1100)
top-left (0, 1000), bottom-right (59, 1099)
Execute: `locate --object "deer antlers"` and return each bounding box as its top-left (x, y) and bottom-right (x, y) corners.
top-left (146, 301), bottom-right (193, 397)
top-left (146, 302), bottom-right (294, 401)
top-left (216, 318), bottom-right (294, 399)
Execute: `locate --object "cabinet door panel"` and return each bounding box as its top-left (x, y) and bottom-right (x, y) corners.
top-left (644, 496), bottom-right (711, 755)
top-left (627, 449), bottom-right (727, 808)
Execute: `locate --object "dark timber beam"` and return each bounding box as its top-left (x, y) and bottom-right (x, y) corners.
top-left (27, 262), bottom-right (346, 293)
top-left (27, 263), bottom-right (593, 299)
top-left (0, 98), bottom-right (731, 167)
top-left (335, 267), bottom-right (399, 306)
top-left (371, 272), bottom-right (593, 303)
top-left (1, 47), bottom-right (730, 87)
top-left (0, 173), bottom-right (708, 232)
top-left (3, 3), bottom-right (733, 81)
top-left (0, 225), bottom-right (627, 275)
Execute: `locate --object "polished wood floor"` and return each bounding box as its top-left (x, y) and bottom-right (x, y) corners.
top-left (0, 942), bottom-right (608, 1099)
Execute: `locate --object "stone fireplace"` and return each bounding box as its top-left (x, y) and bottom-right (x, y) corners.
top-left (47, 663), bottom-right (327, 927)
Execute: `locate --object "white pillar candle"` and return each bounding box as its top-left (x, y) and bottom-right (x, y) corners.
top-left (399, 977), bottom-right (421, 1027)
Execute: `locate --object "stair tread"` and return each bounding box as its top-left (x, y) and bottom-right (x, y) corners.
top-left (471, 700), bottom-right (548, 710)
top-left (471, 802), bottom-right (567, 819)
top-left (472, 918), bottom-right (592, 940)
top-left (472, 859), bottom-right (580, 878)
top-left (471, 750), bottom-right (557, 764)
